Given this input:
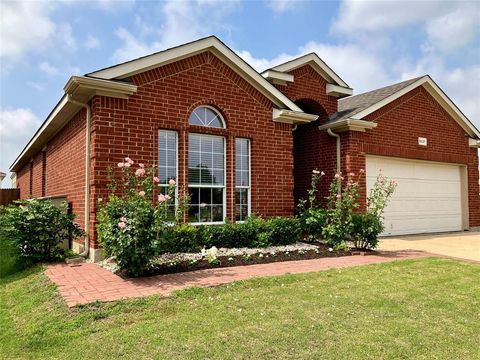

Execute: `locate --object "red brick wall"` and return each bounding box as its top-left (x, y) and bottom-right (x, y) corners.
top-left (46, 109), bottom-right (87, 244)
top-left (341, 86), bottom-right (480, 226)
top-left (274, 65), bottom-right (340, 206)
top-left (89, 51), bottom-right (295, 246)
top-left (15, 109), bottom-right (87, 245)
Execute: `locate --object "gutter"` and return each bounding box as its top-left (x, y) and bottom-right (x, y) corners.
top-left (66, 95), bottom-right (91, 258)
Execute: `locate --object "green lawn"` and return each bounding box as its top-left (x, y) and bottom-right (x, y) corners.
top-left (1, 258), bottom-right (479, 360)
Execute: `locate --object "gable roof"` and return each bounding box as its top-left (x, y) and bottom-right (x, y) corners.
top-left (328, 75), bottom-right (480, 138)
top-left (87, 36), bottom-right (302, 112)
top-left (268, 53), bottom-right (351, 89)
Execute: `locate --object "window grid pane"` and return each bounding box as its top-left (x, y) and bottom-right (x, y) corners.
top-left (158, 130), bottom-right (177, 185)
top-left (189, 133), bottom-right (225, 223)
top-left (188, 106), bottom-right (224, 128)
top-left (235, 138), bottom-right (250, 222)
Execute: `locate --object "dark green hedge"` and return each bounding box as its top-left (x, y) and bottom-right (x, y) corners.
top-left (159, 216), bottom-right (300, 254)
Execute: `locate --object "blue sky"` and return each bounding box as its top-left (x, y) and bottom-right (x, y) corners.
top-left (1, 0), bottom-right (479, 175)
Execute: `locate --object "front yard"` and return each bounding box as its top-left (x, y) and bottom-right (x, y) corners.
top-left (1, 258), bottom-right (479, 359)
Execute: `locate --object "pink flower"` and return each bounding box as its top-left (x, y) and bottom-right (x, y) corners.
top-left (139, 163), bottom-right (145, 168)
top-left (392, 180), bottom-right (398, 186)
top-left (124, 162), bottom-right (131, 168)
top-left (359, 169), bottom-right (365, 174)
top-left (153, 177), bottom-right (160, 183)
top-left (120, 216), bottom-right (127, 222)
top-left (336, 194), bottom-right (341, 199)
top-left (138, 191), bottom-right (145, 197)
top-left (125, 157), bottom-right (134, 165)
top-left (321, 171), bottom-right (325, 176)
top-left (348, 172), bottom-right (355, 177)
top-left (168, 179), bottom-right (176, 186)
top-left (117, 162), bottom-right (125, 168)
top-left (135, 168), bottom-right (146, 177)
top-left (158, 194), bottom-right (166, 202)
top-left (312, 169), bottom-right (320, 175)
top-left (334, 173), bottom-right (341, 179)
top-left (118, 221), bottom-right (126, 229)
top-left (164, 194), bottom-right (171, 200)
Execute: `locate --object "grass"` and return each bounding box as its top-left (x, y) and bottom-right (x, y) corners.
top-left (1, 258), bottom-right (479, 360)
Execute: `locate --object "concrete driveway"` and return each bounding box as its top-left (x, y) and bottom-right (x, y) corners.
top-left (378, 231), bottom-right (480, 262)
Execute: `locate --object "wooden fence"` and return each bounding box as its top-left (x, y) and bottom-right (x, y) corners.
top-left (0, 188), bottom-right (20, 206)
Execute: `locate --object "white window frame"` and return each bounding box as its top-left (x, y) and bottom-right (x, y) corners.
top-left (188, 105), bottom-right (226, 129)
top-left (188, 133), bottom-right (226, 225)
top-left (158, 129), bottom-right (178, 211)
top-left (235, 138), bottom-right (251, 222)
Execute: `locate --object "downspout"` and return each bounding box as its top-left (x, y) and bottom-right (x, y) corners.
top-left (67, 95), bottom-right (91, 258)
top-left (326, 128), bottom-right (341, 195)
top-left (326, 128), bottom-right (341, 173)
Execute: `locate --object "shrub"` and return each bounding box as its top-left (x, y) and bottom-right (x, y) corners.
top-left (0, 199), bottom-right (84, 264)
top-left (262, 217), bottom-right (300, 246)
top-left (298, 208), bottom-right (326, 241)
top-left (350, 213), bottom-right (383, 249)
top-left (159, 224), bottom-right (199, 254)
top-left (97, 158), bottom-right (185, 276)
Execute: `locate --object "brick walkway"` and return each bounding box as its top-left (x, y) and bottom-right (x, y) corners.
top-left (45, 251), bottom-right (428, 307)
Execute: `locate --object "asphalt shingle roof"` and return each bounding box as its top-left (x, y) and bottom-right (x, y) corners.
top-left (329, 76), bottom-right (424, 122)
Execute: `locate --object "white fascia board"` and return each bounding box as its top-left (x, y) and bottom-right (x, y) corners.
top-left (469, 138), bottom-right (480, 148)
top-left (318, 118), bottom-right (378, 132)
top-left (326, 83), bottom-right (353, 97)
top-left (272, 53), bottom-right (350, 88)
top-left (273, 108), bottom-right (318, 124)
top-left (10, 95), bottom-right (70, 171)
top-left (87, 36), bottom-right (303, 112)
top-left (350, 75), bottom-right (480, 138)
top-left (261, 70), bottom-right (294, 83)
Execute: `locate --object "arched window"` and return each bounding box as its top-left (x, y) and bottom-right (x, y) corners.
top-left (188, 106), bottom-right (225, 128)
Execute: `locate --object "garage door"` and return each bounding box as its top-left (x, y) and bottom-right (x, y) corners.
top-left (366, 156), bottom-right (463, 236)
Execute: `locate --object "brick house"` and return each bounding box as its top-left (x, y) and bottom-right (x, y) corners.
top-left (10, 36), bottom-right (480, 261)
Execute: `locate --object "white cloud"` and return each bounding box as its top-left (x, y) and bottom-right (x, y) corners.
top-left (84, 35), bottom-right (101, 50)
top-left (39, 62), bottom-right (59, 76)
top-left (112, 0), bottom-right (240, 63)
top-left (27, 82), bottom-right (46, 92)
top-left (0, 108), bottom-right (41, 173)
top-left (265, 0), bottom-right (297, 13)
top-left (331, 0), bottom-right (479, 54)
top-left (0, 1), bottom-right (56, 59)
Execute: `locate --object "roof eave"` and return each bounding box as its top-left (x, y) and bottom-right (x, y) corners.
top-left (273, 109), bottom-right (319, 125)
top-left (318, 118), bottom-right (378, 132)
top-left (10, 77), bottom-right (138, 172)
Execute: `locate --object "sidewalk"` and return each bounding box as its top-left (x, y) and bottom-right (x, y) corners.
top-left (45, 250), bottom-right (428, 307)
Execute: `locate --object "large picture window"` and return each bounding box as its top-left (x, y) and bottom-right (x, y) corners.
top-left (188, 133), bottom-right (225, 223)
top-left (235, 138), bottom-right (250, 221)
top-left (158, 130), bottom-right (178, 217)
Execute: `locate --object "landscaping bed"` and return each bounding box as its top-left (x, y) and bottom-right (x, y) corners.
top-left (100, 242), bottom-right (356, 277)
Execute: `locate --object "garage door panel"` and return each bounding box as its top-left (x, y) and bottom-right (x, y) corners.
top-left (366, 156), bottom-right (462, 236)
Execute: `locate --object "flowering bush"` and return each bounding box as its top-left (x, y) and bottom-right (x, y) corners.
top-left (298, 169), bottom-right (397, 249)
top-left (97, 157), bottom-right (184, 276)
top-left (297, 170), bottom-right (326, 241)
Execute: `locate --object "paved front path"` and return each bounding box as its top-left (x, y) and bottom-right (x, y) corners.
top-left (46, 251), bottom-right (427, 307)
top-left (378, 231), bottom-right (480, 262)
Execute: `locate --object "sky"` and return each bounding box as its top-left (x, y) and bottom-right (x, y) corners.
top-left (0, 0), bottom-right (479, 176)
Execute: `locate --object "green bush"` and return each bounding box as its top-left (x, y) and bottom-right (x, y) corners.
top-left (261, 217), bottom-right (301, 246)
top-left (0, 199), bottom-right (84, 265)
top-left (160, 224), bottom-right (200, 254)
top-left (298, 208), bottom-right (326, 241)
top-left (97, 195), bottom-right (157, 276)
top-left (350, 213), bottom-right (384, 249)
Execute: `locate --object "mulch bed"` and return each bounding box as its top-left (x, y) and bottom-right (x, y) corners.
top-left (124, 243), bottom-right (376, 278)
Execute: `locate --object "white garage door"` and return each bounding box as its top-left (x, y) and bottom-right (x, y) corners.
top-left (366, 156), bottom-right (463, 236)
